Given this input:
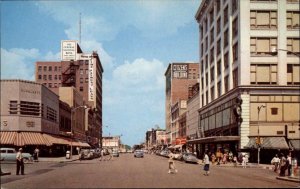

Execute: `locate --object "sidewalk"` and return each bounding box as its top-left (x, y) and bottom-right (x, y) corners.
top-left (38, 155), bottom-right (80, 163)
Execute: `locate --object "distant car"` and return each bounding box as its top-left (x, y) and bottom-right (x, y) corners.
top-left (182, 153), bottom-right (199, 164)
top-left (112, 149), bottom-right (119, 157)
top-left (127, 149), bottom-right (133, 153)
top-left (79, 149), bottom-right (93, 160)
top-left (134, 150), bottom-right (144, 158)
top-left (0, 148), bottom-right (33, 163)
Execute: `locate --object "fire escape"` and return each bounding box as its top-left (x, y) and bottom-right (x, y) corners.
top-left (62, 60), bottom-right (79, 87)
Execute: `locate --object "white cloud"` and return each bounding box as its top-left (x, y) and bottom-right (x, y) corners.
top-left (0, 48), bottom-right (39, 80)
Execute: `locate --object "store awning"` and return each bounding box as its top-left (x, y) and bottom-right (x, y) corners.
top-left (168, 145), bottom-right (175, 149)
top-left (43, 134), bottom-right (71, 145)
top-left (0, 131), bottom-right (52, 146)
top-left (244, 137), bottom-right (289, 149)
top-left (187, 136), bottom-right (240, 144)
top-left (289, 139), bottom-right (300, 150)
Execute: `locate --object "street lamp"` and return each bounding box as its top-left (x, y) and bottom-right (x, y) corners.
top-left (257, 105), bottom-right (266, 165)
top-left (271, 47), bottom-right (300, 57)
top-left (68, 105), bottom-right (87, 159)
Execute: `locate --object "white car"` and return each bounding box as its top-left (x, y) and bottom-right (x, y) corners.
top-left (0, 148), bottom-right (33, 163)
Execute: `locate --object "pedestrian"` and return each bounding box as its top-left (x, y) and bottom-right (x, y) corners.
top-left (279, 153), bottom-right (287, 176)
top-left (168, 153), bottom-right (178, 174)
top-left (245, 153), bottom-right (249, 165)
top-left (203, 151), bottom-right (210, 176)
top-left (34, 147), bottom-right (39, 162)
top-left (287, 152), bottom-right (292, 176)
top-left (16, 148), bottom-right (25, 175)
top-left (211, 153), bottom-right (216, 165)
top-left (216, 149), bottom-right (221, 165)
top-left (99, 148), bottom-right (104, 161)
top-left (76, 147), bottom-right (80, 155)
top-left (233, 155), bottom-right (238, 167)
top-left (271, 154), bottom-right (280, 173)
top-left (242, 155), bottom-right (247, 168)
top-left (222, 152), bottom-right (228, 164)
top-left (228, 151), bottom-right (233, 163)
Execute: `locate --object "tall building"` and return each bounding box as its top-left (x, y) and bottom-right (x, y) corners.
top-left (190, 0), bottom-right (300, 163)
top-left (165, 63), bottom-right (199, 145)
top-left (35, 40), bottom-right (104, 147)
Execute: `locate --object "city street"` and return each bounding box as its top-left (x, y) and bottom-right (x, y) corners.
top-left (1, 153), bottom-right (298, 188)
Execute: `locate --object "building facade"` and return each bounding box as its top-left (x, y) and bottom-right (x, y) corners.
top-left (165, 63), bottom-right (199, 145)
top-left (35, 40), bottom-right (104, 147)
top-left (191, 0), bottom-right (300, 163)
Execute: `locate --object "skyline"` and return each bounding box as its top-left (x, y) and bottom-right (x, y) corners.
top-left (1, 0), bottom-right (201, 146)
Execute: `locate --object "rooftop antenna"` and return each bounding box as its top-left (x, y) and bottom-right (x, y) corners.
top-left (79, 12), bottom-right (81, 45)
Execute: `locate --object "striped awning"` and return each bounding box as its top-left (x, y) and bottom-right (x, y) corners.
top-left (289, 139), bottom-right (300, 150)
top-left (244, 137), bottom-right (289, 149)
top-left (72, 141), bottom-right (90, 147)
top-left (0, 131), bottom-right (52, 146)
top-left (43, 134), bottom-right (71, 145)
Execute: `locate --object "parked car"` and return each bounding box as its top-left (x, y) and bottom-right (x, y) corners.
top-left (160, 150), bottom-right (170, 157)
top-left (173, 153), bottom-right (183, 161)
top-left (134, 150), bottom-right (144, 158)
top-left (182, 153), bottom-right (200, 164)
top-left (79, 149), bottom-right (94, 160)
top-left (112, 149), bottom-right (119, 157)
top-left (0, 148), bottom-right (33, 163)
top-left (90, 149), bottom-right (101, 158)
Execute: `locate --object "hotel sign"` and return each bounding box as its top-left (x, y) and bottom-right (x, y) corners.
top-left (88, 57), bottom-right (94, 101)
top-left (61, 40), bottom-right (77, 61)
top-left (172, 64), bottom-right (188, 79)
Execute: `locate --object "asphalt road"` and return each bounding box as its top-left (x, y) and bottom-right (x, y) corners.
top-left (1, 153), bottom-right (299, 188)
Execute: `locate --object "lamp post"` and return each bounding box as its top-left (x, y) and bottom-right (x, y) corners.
top-left (271, 47), bottom-right (300, 57)
top-left (68, 105), bottom-right (87, 159)
top-left (257, 105), bottom-right (266, 165)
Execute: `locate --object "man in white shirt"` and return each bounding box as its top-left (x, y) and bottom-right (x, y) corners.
top-left (16, 148), bottom-right (24, 175)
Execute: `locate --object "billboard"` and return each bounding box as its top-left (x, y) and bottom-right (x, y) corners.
top-left (88, 56), bottom-right (95, 101)
top-left (61, 40), bottom-right (77, 61)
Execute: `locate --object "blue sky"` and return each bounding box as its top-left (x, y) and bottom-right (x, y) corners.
top-left (1, 0), bottom-right (201, 146)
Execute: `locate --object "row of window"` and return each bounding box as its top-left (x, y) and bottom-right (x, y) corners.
top-left (38, 66), bottom-right (61, 72)
top-left (38, 75), bottom-right (62, 80)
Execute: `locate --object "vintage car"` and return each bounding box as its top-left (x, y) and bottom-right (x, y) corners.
top-left (0, 148), bottom-right (33, 163)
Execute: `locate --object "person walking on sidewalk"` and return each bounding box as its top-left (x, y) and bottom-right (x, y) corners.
top-left (168, 153), bottom-right (178, 174)
top-left (16, 148), bottom-right (25, 175)
top-left (271, 154), bottom-right (280, 173)
top-left (242, 155), bottom-right (247, 168)
top-left (203, 151), bottom-right (210, 176)
top-left (287, 152), bottom-right (292, 176)
top-left (279, 153), bottom-right (287, 176)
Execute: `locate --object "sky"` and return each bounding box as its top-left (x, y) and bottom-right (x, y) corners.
top-left (1, 0), bottom-right (201, 146)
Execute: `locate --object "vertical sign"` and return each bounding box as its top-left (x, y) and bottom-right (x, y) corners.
top-left (61, 40), bottom-right (77, 61)
top-left (88, 57), bottom-right (94, 101)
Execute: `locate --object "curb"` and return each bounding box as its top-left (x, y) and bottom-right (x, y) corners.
top-left (1, 172), bottom-right (11, 176)
top-left (276, 176), bottom-right (300, 183)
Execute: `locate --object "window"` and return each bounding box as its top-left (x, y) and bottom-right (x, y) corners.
top-left (210, 47), bottom-right (214, 63)
top-left (201, 43), bottom-right (204, 56)
top-left (48, 66), bottom-right (52, 71)
top-left (232, 17), bottom-right (238, 37)
top-left (217, 82), bottom-right (221, 97)
top-left (233, 43), bottom-right (238, 62)
top-left (85, 78), bottom-right (88, 83)
top-left (205, 55), bottom-right (208, 70)
top-left (49, 75), bottom-right (52, 80)
top-left (206, 73), bottom-right (208, 86)
top-left (287, 38), bottom-right (300, 55)
top-left (47, 106), bottom-right (57, 122)
top-left (204, 19), bottom-right (208, 33)
top-left (43, 66), bottom-right (47, 71)
top-left (210, 8), bottom-right (214, 25)
top-left (80, 78), bottom-right (83, 83)
top-left (85, 69), bottom-right (88, 74)
top-left (211, 87), bottom-right (215, 101)
top-left (217, 39), bottom-right (221, 55)
top-left (54, 75), bottom-right (57, 80)
top-left (216, 0), bottom-right (221, 13)
top-left (205, 37), bottom-right (208, 52)
top-left (206, 91), bottom-right (209, 104)
top-left (201, 77), bottom-right (204, 89)
top-left (54, 66), bottom-right (57, 71)
top-left (20, 101), bottom-right (40, 116)
top-left (287, 11), bottom-right (300, 29)
top-left (250, 11), bottom-right (277, 29)
top-left (271, 108), bottom-right (278, 115)
top-left (210, 67), bottom-right (215, 82)
top-left (223, 6), bottom-right (228, 25)
top-left (85, 60), bottom-right (89, 65)
top-left (38, 66), bottom-right (42, 71)
top-left (49, 83), bottom-right (52, 88)
top-left (250, 37), bottom-right (277, 55)
top-left (232, 0), bottom-right (238, 14)
top-left (217, 18), bottom-right (221, 34)
top-left (224, 52), bottom-right (229, 69)
top-left (233, 69), bottom-right (238, 88)
top-left (217, 60), bottom-right (221, 75)
top-left (287, 64), bottom-right (300, 85)
top-left (200, 25), bottom-right (203, 39)
top-left (224, 29), bottom-right (228, 48)
top-left (9, 100), bottom-right (18, 114)
top-left (250, 64), bottom-right (277, 84)
top-left (43, 75), bottom-right (47, 80)
top-left (59, 75), bottom-right (62, 80)
top-left (80, 86), bottom-right (84, 92)
top-left (54, 83), bottom-right (58, 88)
top-left (224, 75), bottom-right (229, 92)
top-left (38, 75), bottom-right (42, 80)
top-left (210, 28), bottom-right (214, 44)
top-left (80, 69), bottom-right (83, 75)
